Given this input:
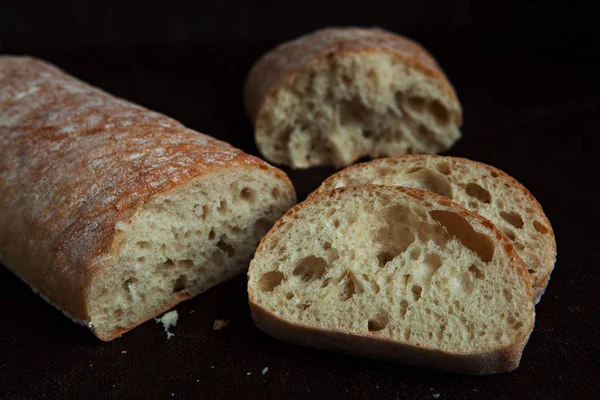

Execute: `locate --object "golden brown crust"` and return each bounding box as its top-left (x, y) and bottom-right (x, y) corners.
top-left (0, 56), bottom-right (294, 339)
top-left (314, 155), bottom-right (556, 302)
top-left (248, 186), bottom-right (535, 374)
top-left (244, 27), bottom-right (460, 125)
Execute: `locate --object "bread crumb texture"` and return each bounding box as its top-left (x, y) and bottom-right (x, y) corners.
top-left (249, 186), bottom-right (534, 362)
top-left (155, 310), bottom-right (179, 339)
top-left (246, 27), bottom-right (462, 168)
top-left (317, 155), bottom-right (556, 302)
top-left (213, 319), bottom-right (229, 330)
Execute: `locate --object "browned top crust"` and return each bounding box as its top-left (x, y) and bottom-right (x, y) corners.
top-left (0, 56), bottom-right (289, 322)
top-left (244, 27), bottom-right (459, 124)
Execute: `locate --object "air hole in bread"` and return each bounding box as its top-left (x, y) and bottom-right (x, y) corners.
top-left (123, 277), bottom-right (138, 292)
top-left (409, 247), bottom-right (421, 260)
top-left (399, 300), bottom-right (409, 318)
top-left (332, 219), bottom-right (340, 228)
top-left (500, 211), bottom-right (524, 229)
top-left (460, 272), bottom-right (474, 293)
top-left (341, 277), bottom-right (356, 301)
top-left (377, 251), bottom-right (395, 268)
top-left (491, 171), bottom-right (499, 178)
top-left (292, 256), bottom-right (328, 283)
top-left (258, 270), bottom-right (284, 292)
top-left (114, 308), bottom-right (123, 318)
top-left (240, 187), bottom-right (255, 202)
top-left (465, 183), bottom-right (491, 203)
top-left (137, 241), bottom-right (151, 250)
top-left (411, 285), bottom-right (422, 301)
top-left (402, 168), bottom-right (453, 199)
top-left (503, 288), bottom-right (513, 301)
top-left (322, 241), bottom-right (332, 250)
top-left (533, 220), bottom-right (549, 234)
top-left (173, 274), bottom-right (188, 292)
top-left (436, 161), bottom-right (452, 175)
top-left (193, 204), bottom-right (208, 219)
top-left (424, 253), bottom-right (443, 276)
top-left (271, 188), bottom-right (281, 199)
top-left (527, 268), bottom-right (535, 274)
top-left (208, 229), bottom-right (215, 240)
top-left (429, 100), bottom-right (450, 126)
top-left (216, 236), bottom-right (236, 258)
top-left (468, 200), bottom-right (478, 209)
top-left (217, 200), bottom-right (227, 213)
top-left (406, 166), bottom-right (424, 174)
top-left (502, 228), bottom-right (516, 241)
top-left (285, 292), bottom-right (294, 300)
top-left (429, 210), bottom-right (495, 262)
top-left (163, 259), bottom-right (175, 269)
top-left (468, 265), bottom-right (485, 279)
top-left (137, 257), bottom-right (145, 263)
top-left (406, 96), bottom-right (427, 112)
top-left (367, 312), bottom-right (389, 332)
top-left (321, 278), bottom-right (333, 288)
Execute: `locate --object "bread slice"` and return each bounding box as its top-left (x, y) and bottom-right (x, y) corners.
top-left (315, 155), bottom-right (556, 302)
top-left (248, 186), bottom-right (535, 375)
top-left (244, 27), bottom-right (462, 169)
top-left (0, 56), bottom-right (296, 341)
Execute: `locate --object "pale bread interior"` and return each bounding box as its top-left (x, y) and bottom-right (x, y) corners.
top-left (88, 167), bottom-right (295, 339)
top-left (256, 52), bottom-right (461, 168)
top-left (317, 156), bottom-right (555, 301)
top-left (249, 187), bottom-right (534, 355)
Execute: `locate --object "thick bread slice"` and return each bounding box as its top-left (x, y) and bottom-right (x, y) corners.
top-left (315, 155), bottom-right (556, 302)
top-left (248, 186), bottom-right (535, 375)
top-left (244, 27), bottom-right (462, 169)
top-left (0, 56), bottom-right (296, 341)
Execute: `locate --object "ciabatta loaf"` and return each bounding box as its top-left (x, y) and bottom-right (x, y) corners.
top-left (244, 27), bottom-right (462, 168)
top-left (0, 56), bottom-right (296, 341)
top-left (248, 186), bottom-right (535, 375)
top-left (316, 156), bottom-right (556, 302)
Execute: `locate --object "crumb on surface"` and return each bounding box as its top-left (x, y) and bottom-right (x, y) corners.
top-left (247, 372), bottom-right (252, 376)
top-left (155, 310), bottom-right (179, 339)
top-left (262, 367), bottom-right (269, 375)
top-left (213, 319), bottom-right (229, 330)
top-left (433, 394), bottom-right (441, 398)
top-left (121, 350), bottom-right (127, 354)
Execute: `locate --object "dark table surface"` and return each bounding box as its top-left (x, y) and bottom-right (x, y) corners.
top-left (1, 2), bottom-right (599, 398)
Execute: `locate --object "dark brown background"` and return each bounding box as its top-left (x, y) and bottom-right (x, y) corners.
top-left (1, 1), bottom-right (598, 399)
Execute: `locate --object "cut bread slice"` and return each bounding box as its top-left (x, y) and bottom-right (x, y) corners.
top-left (315, 155), bottom-right (556, 302)
top-left (244, 27), bottom-right (462, 168)
top-left (248, 186), bottom-right (535, 375)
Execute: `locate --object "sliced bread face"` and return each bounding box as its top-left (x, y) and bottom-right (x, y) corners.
top-left (89, 165), bottom-right (295, 340)
top-left (248, 186), bottom-right (535, 375)
top-left (244, 27), bottom-right (462, 169)
top-left (316, 155), bottom-right (556, 302)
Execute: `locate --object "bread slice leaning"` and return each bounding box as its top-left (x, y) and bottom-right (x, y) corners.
top-left (244, 27), bottom-right (462, 168)
top-left (0, 56), bottom-right (296, 341)
top-left (315, 155), bottom-right (556, 302)
top-left (248, 186), bottom-right (535, 375)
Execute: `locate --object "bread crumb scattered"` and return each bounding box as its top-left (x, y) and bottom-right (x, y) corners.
top-left (262, 367), bottom-right (269, 375)
top-left (155, 310), bottom-right (179, 339)
top-left (247, 372), bottom-right (252, 376)
top-left (210, 366), bottom-right (215, 369)
top-left (121, 350), bottom-right (127, 354)
top-left (213, 319), bottom-right (229, 330)
top-left (433, 394), bottom-right (441, 398)
top-left (190, 310), bottom-right (195, 314)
